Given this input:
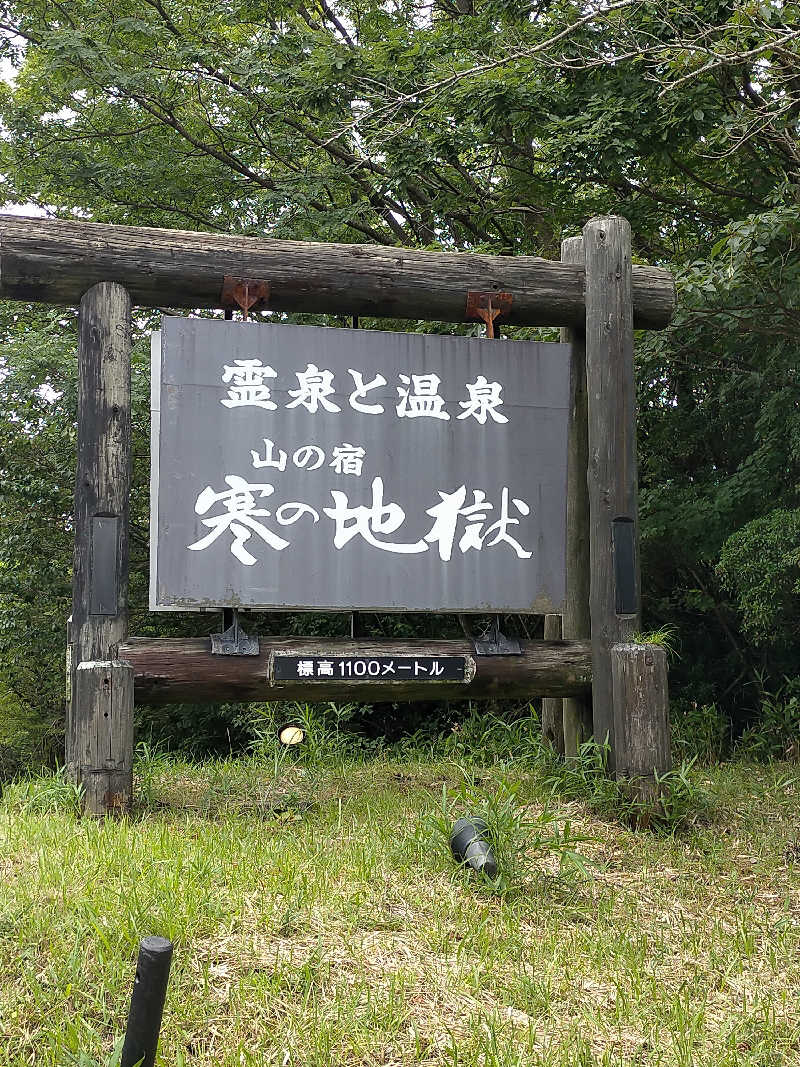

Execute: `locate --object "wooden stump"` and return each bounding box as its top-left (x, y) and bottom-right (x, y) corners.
top-left (73, 662), bottom-right (134, 816)
top-left (611, 643), bottom-right (671, 804)
top-left (541, 615), bottom-right (565, 754)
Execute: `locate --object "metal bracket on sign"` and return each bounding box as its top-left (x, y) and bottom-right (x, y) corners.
top-left (465, 615), bottom-right (522, 656)
top-left (211, 609), bottom-right (260, 656)
top-left (221, 277), bottom-right (270, 321)
top-left (466, 291), bottom-right (512, 339)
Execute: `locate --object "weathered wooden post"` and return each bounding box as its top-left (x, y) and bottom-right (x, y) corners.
top-left (561, 235), bottom-right (593, 757)
top-left (584, 216), bottom-right (638, 764)
top-left (611, 642), bottom-right (671, 798)
top-left (66, 281), bottom-right (134, 816)
top-left (583, 216), bottom-right (670, 783)
top-left (541, 614), bottom-right (565, 753)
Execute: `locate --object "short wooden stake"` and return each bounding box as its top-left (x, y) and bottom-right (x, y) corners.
top-left (541, 614), bottom-right (565, 754)
top-left (584, 217), bottom-right (640, 770)
top-left (73, 662), bottom-right (134, 816)
top-left (561, 235), bottom-right (593, 756)
top-left (67, 281), bottom-right (134, 814)
top-left (611, 643), bottom-right (671, 802)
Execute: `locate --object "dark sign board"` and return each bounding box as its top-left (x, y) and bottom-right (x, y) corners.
top-left (271, 655), bottom-right (470, 683)
top-left (150, 319), bottom-right (569, 613)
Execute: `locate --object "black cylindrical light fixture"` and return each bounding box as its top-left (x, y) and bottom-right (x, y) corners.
top-left (450, 817), bottom-right (498, 879)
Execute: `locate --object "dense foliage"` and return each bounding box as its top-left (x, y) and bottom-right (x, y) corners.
top-left (0, 0), bottom-right (797, 755)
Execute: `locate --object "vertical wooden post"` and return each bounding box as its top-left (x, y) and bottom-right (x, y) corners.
top-left (73, 661), bottom-right (135, 814)
top-left (561, 236), bottom-right (593, 756)
top-left (541, 614), bottom-right (565, 754)
top-left (583, 217), bottom-right (640, 771)
top-left (66, 282), bottom-right (133, 815)
top-left (611, 643), bottom-right (671, 797)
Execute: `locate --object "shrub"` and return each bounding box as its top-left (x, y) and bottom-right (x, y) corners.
top-left (671, 698), bottom-right (730, 763)
top-left (737, 678), bottom-right (800, 761)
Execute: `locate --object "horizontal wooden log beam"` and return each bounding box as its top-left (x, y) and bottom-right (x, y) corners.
top-left (121, 636), bottom-right (592, 704)
top-left (0, 216), bottom-right (675, 329)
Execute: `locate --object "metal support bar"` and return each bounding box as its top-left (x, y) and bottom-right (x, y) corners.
top-left (466, 291), bottom-right (513, 339)
top-left (220, 276), bottom-right (270, 320)
top-left (466, 615), bottom-right (522, 656)
top-left (210, 608), bottom-right (259, 656)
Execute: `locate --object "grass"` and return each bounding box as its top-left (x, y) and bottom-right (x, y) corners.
top-left (630, 627), bottom-right (680, 661)
top-left (2, 717), bottom-right (800, 1065)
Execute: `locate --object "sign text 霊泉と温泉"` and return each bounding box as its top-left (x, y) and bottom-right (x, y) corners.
top-left (150, 320), bottom-right (569, 612)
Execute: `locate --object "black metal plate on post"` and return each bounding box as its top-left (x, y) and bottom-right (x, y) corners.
top-left (90, 515), bottom-right (119, 616)
top-left (272, 655), bottom-right (469, 683)
top-left (612, 517), bottom-right (638, 616)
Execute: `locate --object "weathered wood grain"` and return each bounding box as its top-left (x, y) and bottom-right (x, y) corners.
top-left (0, 215), bottom-right (676, 328)
top-left (70, 282), bottom-right (132, 663)
top-left (73, 661), bottom-right (134, 816)
top-left (611, 643), bottom-right (671, 800)
top-left (541, 615), bottom-right (565, 753)
top-left (120, 637), bottom-right (593, 704)
top-left (560, 235), bottom-right (593, 756)
top-left (584, 217), bottom-right (641, 769)
top-left (66, 282), bottom-right (133, 814)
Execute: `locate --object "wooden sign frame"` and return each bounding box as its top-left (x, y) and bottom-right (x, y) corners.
top-left (0, 213), bottom-right (675, 814)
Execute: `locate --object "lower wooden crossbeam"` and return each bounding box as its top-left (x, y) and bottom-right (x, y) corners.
top-left (120, 637), bottom-right (592, 705)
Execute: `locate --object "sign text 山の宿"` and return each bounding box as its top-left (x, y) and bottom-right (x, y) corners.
top-left (150, 319), bottom-right (569, 613)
